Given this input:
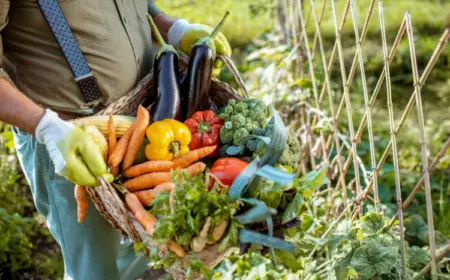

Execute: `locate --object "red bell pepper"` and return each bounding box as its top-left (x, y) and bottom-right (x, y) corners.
top-left (184, 110), bottom-right (223, 156)
top-left (209, 158), bottom-right (248, 189)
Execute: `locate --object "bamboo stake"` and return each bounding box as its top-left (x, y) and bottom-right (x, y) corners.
top-left (384, 137), bottom-right (450, 229)
top-left (350, 0), bottom-right (380, 213)
top-left (296, 0), bottom-right (331, 209)
top-left (412, 243), bottom-right (450, 280)
top-left (330, 0), bottom-right (362, 217)
top-left (378, 3), bottom-right (406, 278)
top-left (346, 28), bottom-right (449, 206)
top-left (308, 0), bottom-right (348, 208)
top-left (405, 12), bottom-right (437, 279)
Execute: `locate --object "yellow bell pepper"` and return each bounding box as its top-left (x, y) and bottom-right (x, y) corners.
top-left (145, 119), bottom-right (192, 161)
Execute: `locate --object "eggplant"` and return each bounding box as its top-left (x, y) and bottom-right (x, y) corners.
top-left (181, 11), bottom-right (230, 120)
top-left (146, 14), bottom-right (181, 121)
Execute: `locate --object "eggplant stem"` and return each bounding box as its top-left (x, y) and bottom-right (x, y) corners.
top-left (146, 13), bottom-right (178, 58)
top-left (147, 13), bottom-right (166, 47)
top-left (210, 11), bottom-right (231, 39)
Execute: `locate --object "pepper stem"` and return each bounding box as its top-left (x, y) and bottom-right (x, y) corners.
top-left (198, 122), bottom-right (211, 133)
top-left (209, 11), bottom-right (231, 39)
top-left (169, 141), bottom-right (181, 158)
top-left (147, 13), bottom-right (178, 58)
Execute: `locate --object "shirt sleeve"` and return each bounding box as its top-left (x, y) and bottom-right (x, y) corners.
top-left (0, 0), bottom-right (14, 86)
top-left (148, 1), bottom-right (162, 17)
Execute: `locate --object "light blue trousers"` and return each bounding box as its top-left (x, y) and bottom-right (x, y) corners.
top-left (13, 127), bottom-right (151, 280)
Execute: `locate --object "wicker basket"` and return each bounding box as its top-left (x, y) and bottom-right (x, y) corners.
top-left (85, 57), bottom-right (244, 279)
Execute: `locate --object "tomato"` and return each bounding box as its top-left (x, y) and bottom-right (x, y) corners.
top-left (209, 158), bottom-right (248, 190)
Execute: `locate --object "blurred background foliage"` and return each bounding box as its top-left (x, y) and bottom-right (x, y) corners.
top-left (1, 0), bottom-right (449, 278)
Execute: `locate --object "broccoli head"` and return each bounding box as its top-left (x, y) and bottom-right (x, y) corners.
top-left (233, 128), bottom-right (250, 145)
top-left (230, 114), bottom-right (246, 129)
top-left (218, 98), bottom-right (269, 147)
top-left (251, 125), bottom-right (301, 169)
top-left (220, 127), bottom-right (234, 144)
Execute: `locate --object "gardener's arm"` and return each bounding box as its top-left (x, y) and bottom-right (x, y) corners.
top-left (0, 78), bottom-right (45, 136)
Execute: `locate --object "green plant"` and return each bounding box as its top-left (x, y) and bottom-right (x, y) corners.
top-left (0, 124), bottom-right (63, 279)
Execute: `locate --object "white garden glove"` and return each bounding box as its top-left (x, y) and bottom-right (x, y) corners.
top-left (35, 109), bottom-right (112, 186)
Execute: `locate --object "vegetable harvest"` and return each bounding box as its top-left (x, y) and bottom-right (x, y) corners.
top-left (209, 157), bottom-right (248, 188)
top-left (66, 10), bottom-right (327, 276)
top-left (124, 162), bottom-right (206, 191)
top-left (146, 14), bottom-right (182, 121)
top-left (219, 98), bottom-right (268, 146)
top-left (124, 190), bottom-right (185, 258)
top-left (74, 185), bottom-right (88, 223)
top-left (145, 119), bottom-right (191, 161)
top-left (184, 110), bottom-right (223, 156)
top-left (122, 106), bottom-right (150, 170)
top-left (180, 12), bottom-right (230, 120)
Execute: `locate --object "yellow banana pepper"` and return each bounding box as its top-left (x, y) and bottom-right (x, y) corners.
top-left (145, 119), bottom-right (192, 161)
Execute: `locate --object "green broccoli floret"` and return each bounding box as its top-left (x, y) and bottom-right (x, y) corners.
top-left (252, 127), bottom-right (266, 136)
top-left (246, 139), bottom-right (258, 151)
top-left (251, 125), bottom-right (301, 169)
top-left (218, 99), bottom-right (269, 149)
top-left (230, 114), bottom-right (246, 129)
top-left (220, 127), bottom-right (234, 144)
top-left (255, 140), bottom-right (266, 155)
top-left (244, 121), bottom-right (259, 133)
top-left (233, 128), bottom-right (249, 145)
top-left (243, 98), bottom-right (266, 111)
top-left (234, 102), bottom-right (248, 114)
top-left (248, 107), bottom-right (267, 126)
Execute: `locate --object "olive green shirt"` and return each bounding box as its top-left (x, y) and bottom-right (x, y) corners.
top-left (0, 0), bottom-right (162, 115)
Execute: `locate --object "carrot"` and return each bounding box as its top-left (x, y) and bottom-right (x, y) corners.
top-left (133, 182), bottom-right (175, 206)
top-left (184, 162), bottom-right (206, 176)
top-left (125, 192), bottom-right (185, 257)
top-left (74, 185), bottom-right (88, 223)
top-left (124, 161), bottom-right (174, 178)
top-left (122, 105), bottom-right (150, 170)
top-left (108, 114), bottom-right (119, 176)
top-left (109, 124), bottom-right (134, 167)
top-left (124, 172), bottom-right (171, 192)
top-left (172, 146), bottom-right (216, 169)
top-left (124, 162), bottom-right (206, 192)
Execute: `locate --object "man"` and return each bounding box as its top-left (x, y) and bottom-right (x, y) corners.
top-left (0, 1), bottom-right (231, 279)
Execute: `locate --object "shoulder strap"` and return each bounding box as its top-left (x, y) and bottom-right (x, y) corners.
top-left (37, 0), bottom-right (103, 105)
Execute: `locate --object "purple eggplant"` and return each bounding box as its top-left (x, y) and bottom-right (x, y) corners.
top-left (181, 11), bottom-right (230, 120)
top-left (146, 14), bottom-right (181, 121)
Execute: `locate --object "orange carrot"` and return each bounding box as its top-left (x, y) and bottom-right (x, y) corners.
top-left (124, 172), bottom-right (171, 192)
top-left (74, 185), bottom-right (88, 223)
top-left (184, 162), bottom-right (207, 177)
top-left (109, 124), bottom-right (134, 167)
top-left (125, 192), bottom-right (185, 257)
top-left (122, 106), bottom-right (150, 170)
top-left (124, 162), bottom-right (206, 192)
top-left (124, 161), bottom-right (174, 178)
top-left (133, 183), bottom-right (175, 206)
top-left (172, 146), bottom-right (216, 169)
top-left (108, 114), bottom-right (119, 176)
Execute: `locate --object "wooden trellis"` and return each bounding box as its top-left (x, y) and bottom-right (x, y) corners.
top-left (274, 0), bottom-right (450, 279)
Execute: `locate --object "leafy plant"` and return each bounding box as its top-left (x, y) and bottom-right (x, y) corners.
top-left (0, 124), bottom-right (63, 279)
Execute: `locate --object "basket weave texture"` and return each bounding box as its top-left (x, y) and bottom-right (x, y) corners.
top-left (86, 62), bottom-right (243, 279)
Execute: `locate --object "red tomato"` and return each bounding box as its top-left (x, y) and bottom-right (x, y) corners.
top-left (209, 158), bottom-right (248, 190)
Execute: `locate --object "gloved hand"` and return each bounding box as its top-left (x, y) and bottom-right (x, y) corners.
top-left (35, 109), bottom-right (113, 187)
top-left (168, 19), bottom-right (231, 77)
